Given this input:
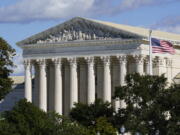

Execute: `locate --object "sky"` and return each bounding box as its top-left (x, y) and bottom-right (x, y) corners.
top-left (0, 0), bottom-right (180, 76)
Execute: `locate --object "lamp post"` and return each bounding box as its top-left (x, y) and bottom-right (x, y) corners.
top-left (120, 125), bottom-right (125, 135)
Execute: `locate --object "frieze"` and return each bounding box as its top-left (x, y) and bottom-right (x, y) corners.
top-left (20, 39), bottom-right (143, 49)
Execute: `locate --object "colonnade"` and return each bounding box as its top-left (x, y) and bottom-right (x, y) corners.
top-left (24, 55), bottom-right (168, 115)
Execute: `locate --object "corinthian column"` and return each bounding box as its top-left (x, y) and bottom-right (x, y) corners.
top-left (53, 58), bottom-right (63, 115)
top-left (38, 59), bottom-right (47, 112)
top-left (135, 55), bottom-right (144, 75)
top-left (118, 56), bottom-right (127, 86)
top-left (117, 56), bottom-right (127, 109)
top-left (24, 59), bottom-right (32, 102)
top-left (86, 57), bottom-right (95, 104)
top-left (69, 58), bottom-right (78, 109)
top-left (102, 56), bottom-right (111, 102)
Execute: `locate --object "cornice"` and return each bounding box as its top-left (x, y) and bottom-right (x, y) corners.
top-left (19, 39), bottom-right (143, 49)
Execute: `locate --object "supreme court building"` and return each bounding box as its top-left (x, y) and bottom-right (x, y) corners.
top-left (17, 17), bottom-right (180, 115)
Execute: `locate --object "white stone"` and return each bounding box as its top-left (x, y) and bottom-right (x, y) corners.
top-left (53, 58), bottom-right (63, 115)
top-left (86, 57), bottom-right (95, 104)
top-left (38, 59), bottom-right (47, 112)
top-left (69, 58), bottom-right (78, 108)
top-left (24, 60), bottom-right (32, 102)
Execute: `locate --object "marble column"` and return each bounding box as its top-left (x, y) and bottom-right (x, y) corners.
top-left (53, 58), bottom-right (63, 115)
top-left (38, 59), bottom-right (47, 112)
top-left (118, 55), bottom-right (127, 109)
top-left (86, 57), bottom-right (95, 104)
top-left (135, 55), bottom-right (144, 74)
top-left (118, 56), bottom-right (127, 86)
top-left (24, 59), bottom-right (32, 102)
top-left (69, 58), bottom-right (78, 108)
top-left (102, 56), bottom-right (111, 102)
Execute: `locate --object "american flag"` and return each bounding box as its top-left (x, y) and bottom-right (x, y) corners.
top-left (151, 38), bottom-right (175, 54)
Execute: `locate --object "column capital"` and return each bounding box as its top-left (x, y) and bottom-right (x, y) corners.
top-left (36, 59), bottom-right (46, 66)
top-left (24, 59), bottom-right (31, 68)
top-left (117, 55), bottom-right (127, 64)
top-left (52, 58), bottom-right (62, 66)
top-left (68, 57), bottom-right (77, 66)
top-left (144, 56), bottom-right (150, 64)
top-left (134, 55), bottom-right (145, 64)
top-left (166, 58), bottom-right (172, 67)
top-left (85, 57), bottom-right (94, 65)
top-left (101, 56), bottom-right (111, 65)
top-left (154, 57), bottom-right (166, 66)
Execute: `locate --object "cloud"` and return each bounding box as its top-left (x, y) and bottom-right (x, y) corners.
top-left (0, 0), bottom-right (178, 23)
top-left (0, 0), bottom-right (94, 22)
top-left (11, 53), bottom-right (24, 76)
top-left (151, 15), bottom-right (180, 34)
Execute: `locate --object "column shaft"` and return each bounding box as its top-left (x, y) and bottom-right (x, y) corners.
top-left (54, 59), bottom-right (63, 114)
top-left (87, 57), bottom-right (95, 104)
top-left (39, 60), bottom-right (47, 112)
top-left (24, 60), bottom-right (32, 102)
top-left (69, 58), bottom-right (78, 108)
top-left (119, 56), bottom-right (127, 86)
top-left (102, 56), bottom-right (111, 102)
top-left (118, 56), bottom-right (127, 109)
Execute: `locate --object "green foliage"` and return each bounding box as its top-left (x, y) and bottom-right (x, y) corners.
top-left (0, 99), bottom-right (92, 135)
top-left (163, 85), bottom-right (180, 135)
top-left (0, 37), bottom-right (15, 100)
top-left (114, 73), bottom-right (180, 135)
top-left (57, 116), bottom-right (93, 135)
top-left (90, 117), bottom-right (117, 135)
top-left (70, 99), bottom-right (114, 127)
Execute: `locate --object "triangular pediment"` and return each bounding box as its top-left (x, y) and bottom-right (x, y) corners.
top-left (17, 17), bottom-right (143, 45)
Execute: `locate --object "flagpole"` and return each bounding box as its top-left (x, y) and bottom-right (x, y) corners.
top-left (149, 29), bottom-right (153, 75)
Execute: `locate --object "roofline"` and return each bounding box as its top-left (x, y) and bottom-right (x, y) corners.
top-left (16, 17), bottom-right (180, 47)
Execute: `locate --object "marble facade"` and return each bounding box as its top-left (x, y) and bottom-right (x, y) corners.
top-left (17, 17), bottom-right (180, 115)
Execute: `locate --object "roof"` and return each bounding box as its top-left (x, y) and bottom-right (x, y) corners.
top-left (89, 18), bottom-right (180, 42)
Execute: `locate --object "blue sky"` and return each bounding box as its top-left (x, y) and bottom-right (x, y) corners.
top-left (0, 0), bottom-right (180, 75)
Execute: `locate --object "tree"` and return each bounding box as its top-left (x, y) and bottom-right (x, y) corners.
top-left (0, 99), bottom-right (93, 135)
top-left (70, 99), bottom-right (114, 127)
top-left (114, 73), bottom-right (180, 135)
top-left (162, 85), bottom-right (180, 135)
top-left (90, 117), bottom-right (117, 135)
top-left (0, 37), bottom-right (15, 100)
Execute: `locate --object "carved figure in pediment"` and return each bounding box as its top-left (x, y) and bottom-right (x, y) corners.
top-left (92, 34), bottom-right (96, 39)
top-left (85, 34), bottom-right (89, 40)
top-left (72, 31), bottom-right (76, 40)
top-left (78, 31), bottom-right (83, 40)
